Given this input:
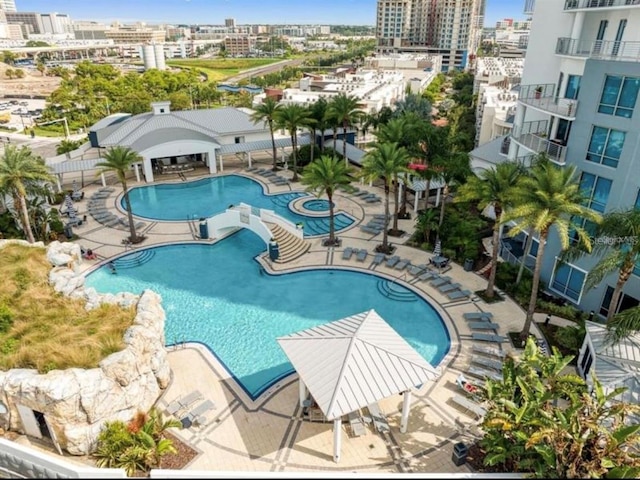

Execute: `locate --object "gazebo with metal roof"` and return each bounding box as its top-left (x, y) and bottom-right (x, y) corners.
top-left (277, 309), bottom-right (441, 463)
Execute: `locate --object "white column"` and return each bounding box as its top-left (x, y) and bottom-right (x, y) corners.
top-left (56, 174), bottom-right (62, 193)
top-left (141, 157), bottom-right (154, 183)
top-left (298, 379), bottom-right (307, 407)
top-left (414, 190), bottom-right (420, 213)
top-left (134, 164), bottom-right (141, 183)
top-left (570, 11), bottom-right (585, 40)
top-left (218, 151), bottom-right (224, 173)
top-left (435, 187), bottom-right (441, 207)
top-left (333, 418), bottom-right (342, 463)
top-left (208, 150), bottom-right (217, 174)
top-left (397, 181), bottom-right (403, 204)
top-left (400, 390), bottom-right (412, 433)
top-left (247, 151), bottom-right (252, 168)
top-left (100, 173), bottom-right (107, 187)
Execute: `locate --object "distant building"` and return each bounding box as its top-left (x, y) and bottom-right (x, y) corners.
top-left (474, 84), bottom-right (518, 147)
top-left (225, 18), bottom-right (236, 28)
top-left (0, 0), bottom-right (16, 12)
top-left (5, 11), bottom-right (43, 34)
top-left (473, 57), bottom-right (524, 93)
top-left (105, 22), bottom-right (165, 44)
top-left (141, 43), bottom-right (167, 70)
top-left (366, 53), bottom-right (442, 94)
top-left (224, 35), bottom-right (254, 56)
top-left (40, 13), bottom-right (73, 35)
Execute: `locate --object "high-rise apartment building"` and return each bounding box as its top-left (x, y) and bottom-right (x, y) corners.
top-left (0, 0), bottom-right (16, 12)
top-left (375, 0), bottom-right (484, 71)
top-left (507, 0), bottom-right (640, 318)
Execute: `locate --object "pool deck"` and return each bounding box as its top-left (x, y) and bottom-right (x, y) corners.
top-left (67, 157), bottom-right (553, 474)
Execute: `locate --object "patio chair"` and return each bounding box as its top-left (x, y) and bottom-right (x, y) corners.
top-left (463, 312), bottom-right (493, 321)
top-left (342, 247), bottom-right (354, 260)
top-left (394, 258), bottom-right (410, 270)
top-left (471, 356), bottom-right (503, 372)
top-left (472, 332), bottom-right (508, 343)
top-left (184, 399), bottom-right (216, 427)
top-left (418, 270), bottom-right (437, 282)
top-left (360, 225), bottom-right (382, 235)
top-left (447, 289), bottom-right (473, 301)
top-left (385, 255), bottom-right (400, 268)
top-left (166, 390), bottom-right (203, 416)
top-left (468, 321), bottom-right (500, 332)
top-left (353, 190), bottom-right (371, 197)
top-left (356, 249), bottom-right (368, 262)
top-left (429, 276), bottom-right (452, 288)
top-left (103, 217), bottom-right (121, 228)
top-left (373, 214), bottom-right (389, 220)
top-left (348, 411), bottom-right (367, 437)
top-left (365, 196), bottom-right (382, 203)
top-left (438, 282), bottom-right (461, 293)
top-left (408, 264), bottom-right (428, 276)
top-left (371, 252), bottom-right (385, 266)
top-left (367, 402), bottom-right (389, 434)
top-left (467, 365), bottom-right (503, 382)
top-left (472, 344), bottom-right (506, 359)
top-left (451, 394), bottom-right (486, 418)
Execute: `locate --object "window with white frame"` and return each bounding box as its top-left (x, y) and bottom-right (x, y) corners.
top-left (551, 259), bottom-right (587, 302)
top-left (598, 75), bottom-right (640, 118)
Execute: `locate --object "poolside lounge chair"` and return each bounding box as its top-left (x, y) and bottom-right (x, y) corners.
top-left (385, 255), bottom-right (400, 268)
top-left (447, 289), bottom-right (473, 301)
top-left (365, 196), bottom-right (382, 203)
top-left (438, 282), bottom-right (461, 293)
top-left (166, 390), bottom-right (203, 416)
top-left (185, 399), bottom-right (216, 427)
top-left (367, 402), bottom-right (389, 434)
top-left (463, 312), bottom-right (493, 321)
top-left (472, 344), bottom-right (506, 359)
top-left (354, 190), bottom-right (371, 197)
top-left (360, 225), bottom-right (382, 235)
top-left (451, 394), bottom-right (486, 418)
top-left (408, 264), bottom-right (428, 276)
top-left (348, 411), bottom-right (367, 437)
top-left (471, 356), bottom-right (503, 372)
top-left (373, 214), bottom-right (389, 220)
top-left (429, 276), bottom-right (452, 288)
top-left (342, 247), bottom-right (354, 260)
top-left (467, 365), bottom-right (503, 382)
top-left (468, 321), bottom-right (500, 332)
top-left (394, 258), bottom-right (410, 270)
top-left (418, 270), bottom-right (437, 281)
top-left (356, 249), bottom-right (368, 262)
top-left (472, 332), bottom-right (508, 343)
top-left (372, 252), bottom-right (385, 266)
top-left (103, 217), bottom-right (121, 227)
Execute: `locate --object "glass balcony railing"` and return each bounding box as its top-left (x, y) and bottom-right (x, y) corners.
top-left (519, 83), bottom-right (578, 118)
top-left (512, 120), bottom-right (567, 165)
top-left (564, 0), bottom-right (640, 10)
top-left (556, 37), bottom-right (640, 62)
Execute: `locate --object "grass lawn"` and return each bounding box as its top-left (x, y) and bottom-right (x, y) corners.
top-left (167, 58), bottom-right (283, 82)
top-left (0, 244), bottom-right (136, 373)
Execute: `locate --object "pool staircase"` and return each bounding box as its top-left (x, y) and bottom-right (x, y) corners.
top-left (267, 223), bottom-right (310, 264)
top-left (112, 249), bottom-right (156, 270)
top-left (376, 279), bottom-right (417, 302)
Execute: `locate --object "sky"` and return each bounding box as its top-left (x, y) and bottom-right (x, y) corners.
top-left (16, 0), bottom-right (523, 27)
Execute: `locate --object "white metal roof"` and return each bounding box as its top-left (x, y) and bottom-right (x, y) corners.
top-left (277, 309), bottom-right (440, 421)
top-left (218, 134), bottom-right (311, 155)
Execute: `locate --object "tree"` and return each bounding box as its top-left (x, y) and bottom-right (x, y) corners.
top-left (564, 208), bottom-right (640, 323)
top-left (0, 145), bottom-right (54, 243)
top-left (308, 97), bottom-right (329, 153)
top-left (326, 93), bottom-right (363, 167)
top-left (456, 161), bottom-right (525, 298)
top-left (502, 162), bottom-right (602, 340)
top-left (250, 97), bottom-right (282, 171)
top-left (480, 336), bottom-right (640, 478)
top-left (607, 305), bottom-right (640, 344)
top-left (56, 139), bottom-right (84, 158)
top-left (360, 142), bottom-right (410, 253)
top-left (275, 104), bottom-right (311, 182)
top-left (301, 155), bottom-right (352, 246)
top-left (96, 146), bottom-right (143, 243)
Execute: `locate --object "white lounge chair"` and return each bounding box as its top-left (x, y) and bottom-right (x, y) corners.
top-left (166, 390), bottom-right (202, 416)
top-left (348, 411), bottom-right (367, 437)
top-left (367, 402), bottom-right (389, 434)
top-left (185, 399), bottom-right (216, 426)
top-left (451, 394), bottom-right (486, 418)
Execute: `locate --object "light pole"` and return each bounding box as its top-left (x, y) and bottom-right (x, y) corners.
top-left (35, 117), bottom-right (70, 139)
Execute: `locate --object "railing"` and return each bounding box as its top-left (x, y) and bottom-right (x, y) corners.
top-left (564, 0), bottom-right (640, 9)
top-left (556, 37), bottom-right (640, 62)
top-left (512, 120), bottom-right (567, 164)
top-left (519, 83), bottom-right (578, 118)
top-left (500, 136), bottom-right (511, 155)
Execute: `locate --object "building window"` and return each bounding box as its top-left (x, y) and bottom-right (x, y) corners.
top-left (551, 260), bottom-right (587, 302)
top-left (234, 136), bottom-right (244, 144)
top-left (586, 126), bottom-right (625, 168)
top-left (565, 74), bottom-right (581, 100)
top-left (580, 172), bottom-right (612, 213)
top-left (600, 286), bottom-right (640, 318)
top-left (598, 75), bottom-right (640, 118)
top-left (579, 345), bottom-right (593, 379)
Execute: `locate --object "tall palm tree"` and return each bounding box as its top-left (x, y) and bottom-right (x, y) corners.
top-left (326, 93), bottom-right (363, 167)
top-left (308, 97), bottom-right (329, 153)
top-left (564, 207), bottom-right (640, 323)
top-left (56, 139), bottom-right (84, 159)
top-left (250, 97), bottom-right (282, 171)
top-left (274, 104), bottom-right (311, 182)
top-left (435, 151), bottom-right (471, 231)
top-left (0, 145), bottom-right (54, 243)
top-left (301, 155), bottom-right (353, 246)
top-left (502, 162), bottom-right (603, 340)
top-left (96, 146), bottom-right (143, 243)
top-left (606, 305), bottom-right (640, 344)
top-left (456, 161), bottom-right (525, 298)
top-left (360, 142), bottom-right (410, 253)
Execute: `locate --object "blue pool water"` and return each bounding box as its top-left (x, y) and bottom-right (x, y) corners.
top-left (85, 231), bottom-right (450, 399)
top-left (124, 175), bottom-right (354, 236)
top-left (302, 199), bottom-right (332, 212)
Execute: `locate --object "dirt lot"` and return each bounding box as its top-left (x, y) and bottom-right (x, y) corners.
top-left (0, 63), bottom-right (61, 98)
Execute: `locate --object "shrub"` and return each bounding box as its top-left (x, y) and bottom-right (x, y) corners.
top-left (554, 322), bottom-right (586, 351)
top-left (536, 299), bottom-right (584, 322)
top-left (0, 303), bottom-right (14, 333)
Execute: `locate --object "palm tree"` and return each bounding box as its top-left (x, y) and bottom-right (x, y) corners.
top-left (301, 155), bottom-right (353, 246)
top-left (250, 97), bottom-right (282, 171)
top-left (56, 139), bottom-right (84, 159)
top-left (0, 145), bottom-right (54, 243)
top-left (308, 97), bottom-right (329, 153)
top-left (326, 93), bottom-right (363, 167)
top-left (360, 142), bottom-right (410, 253)
top-left (274, 104), bottom-right (311, 182)
top-left (606, 305), bottom-right (640, 344)
top-left (456, 161), bottom-right (525, 299)
top-left (435, 151), bottom-right (471, 231)
top-left (96, 146), bottom-right (143, 243)
top-left (564, 207), bottom-right (640, 323)
top-left (502, 162), bottom-right (603, 340)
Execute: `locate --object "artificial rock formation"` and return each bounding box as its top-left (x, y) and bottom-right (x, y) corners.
top-left (0, 240), bottom-right (170, 455)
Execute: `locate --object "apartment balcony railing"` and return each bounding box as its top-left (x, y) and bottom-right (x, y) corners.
top-left (519, 83), bottom-right (578, 119)
top-left (512, 120), bottom-right (567, 164)
top-left (564, 0), bottom-right (640, 10)
top-left (500, 136), bottom-right (511, 155)
top-left (556, 37), bottom-right (640, 62)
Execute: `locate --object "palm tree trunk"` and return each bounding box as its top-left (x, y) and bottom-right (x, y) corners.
top-left (327, 191), bottom-right (335, 244)
top-left (485, 210), bottom-right (502, 298)
top-left (438, 184), bottom-right (448, 228)
top-left (382, 184), bottom-right (390, 251)
top-left (310, 128), bottom-right (316, 164)
top-left (269, 121), bottom-right (278, 171)
top-left (425, 178), bottom-right (431, 209)
top-left (18, 194), bottom-right (35, 243)
top-left (121, 180), bottom-right (138, 242)
top-left (392, 175), bottom-right (399, 232)
top-left (516, 227), bottom-right (535, 284)
top-left (521, 230), bottom-right (548, 341)
top-left (342, 122), bottom-right (348, 167)
top-left (291, 133), bottom-right (299, 182)
top-left (607, 266), bottom-right (633, 322)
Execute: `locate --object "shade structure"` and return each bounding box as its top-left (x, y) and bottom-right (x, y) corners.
top-left (433, 239), bottom-right (442, 257)
top-left (63, 194), bottom-right (76, 216)
top-left (277, 309), bottom-right (441, 421)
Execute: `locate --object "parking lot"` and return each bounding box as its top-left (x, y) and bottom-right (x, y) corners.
top-left (0, 98), bottom-right (47, 132)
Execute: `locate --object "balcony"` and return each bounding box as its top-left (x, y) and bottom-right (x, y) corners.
top-left (519, 84), bottom-right (578, 119)
top-left (564, 0), bottom-right (640, 10)
top-left (556, 37), bottom-right (640, 62)
top-left (512, 120), bottom-right (567, 165)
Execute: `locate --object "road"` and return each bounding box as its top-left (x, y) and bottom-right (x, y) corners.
top-left (224, 58), bottom-right (306, 83)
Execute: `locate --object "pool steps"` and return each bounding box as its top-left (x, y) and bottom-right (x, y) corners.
top-left (266, 223), bottom-right (311, 264)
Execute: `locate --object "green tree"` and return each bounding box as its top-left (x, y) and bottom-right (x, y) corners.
top-left (502, 162), bottom-right (602, 340)
top-left (275, 104), bottom-right (311, 182)
top-left (250, 97), bottom-right (282, 171)
top-left (96, 146), bottom-right (143, 243)
top-left (456, 161), bottom-right (525, 298)
top-left (56, 139), bottom-right (84, 158)
top-left (0, 145), bottom-right (54, 243)
top-left (1, 50), bottom-right (16, 65)
top-left (301, 155), bottom-right (352, 246)
top-left (308, 97), bottom-right (329, 153)
top-left (361, 142), bottom-right (410, 253)
top-left (326, 93), bottom-right (363, 166)
top-left (607, 305), bottom-right (640, 344)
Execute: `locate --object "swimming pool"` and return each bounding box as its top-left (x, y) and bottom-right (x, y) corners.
top-left (124, 175), bottom-right (354, 236)
top-left (85, 231), bottom-right (450, 399)
top-left (302, 199), bottom-right (332, 212)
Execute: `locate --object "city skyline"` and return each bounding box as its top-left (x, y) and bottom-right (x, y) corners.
top-left (16, 0), bottom-right (523, 27)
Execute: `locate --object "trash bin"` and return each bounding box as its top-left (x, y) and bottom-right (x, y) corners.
top-left (268, 240), bottom-right (280, 261)
top-left (199, 218), bottom-right (208, 240)
top-left (452, 442), bottom-right (468, 466)
top-left (464, 258), bottom-right (474, 272)
top-left (64, 224), bottom-right (73, 239)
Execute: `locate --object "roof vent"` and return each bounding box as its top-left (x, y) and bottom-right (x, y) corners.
top-left (151, 101), bottom-right (171, 115)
